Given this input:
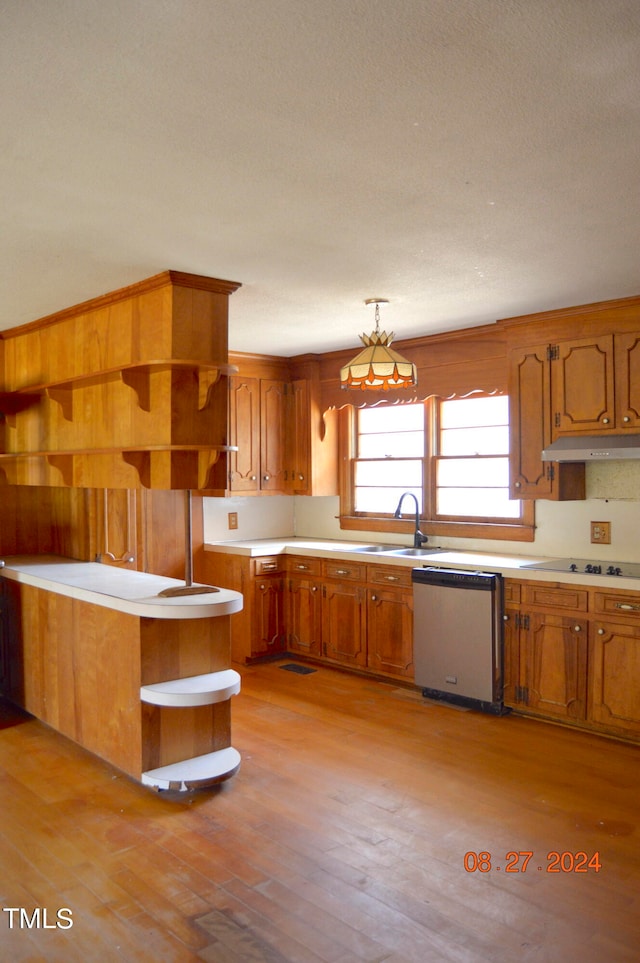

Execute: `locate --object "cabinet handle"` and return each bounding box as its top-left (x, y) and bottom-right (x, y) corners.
top-left (598, 627), bottom-right (605, 635)
top-left (384, 575), bottom-right (400, 581)
top-left (573, 625), bottom-right (582, 632)
top-left (259, 583), bottom-right (265, 589)
top-left (261, 563), bottom-right (277, 571)
top-left (296, 564), bottom-right (309, 570)
top-left (514, 481), bottom-right (521, 488)
top-left (335, 568), bottom-right (350, 576)
top-left (263, 474), bottom-right (271, 481)
top-left (602, 417), bottom-right (610, 424)
top-left (615, 602), bottom-right (640, 611)
top-left (371, 594), bottom-right (377, 601)
top-left (250, 474), bottom-right (257, 481)
top-left (503, 614), bottom-right (510, 621)
top-left (623, 415), bottom-right (631, 423)
top-left (298, 473), bottom-right (304, 480)
top-left (312, 586), bottom-right (317, 592)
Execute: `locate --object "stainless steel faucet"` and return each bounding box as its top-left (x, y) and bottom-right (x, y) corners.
top-left (393, 492), bottom-right (428, 548)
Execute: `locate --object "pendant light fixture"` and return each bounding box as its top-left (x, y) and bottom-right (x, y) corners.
top-left (340, 298), bottom-right (417, 391)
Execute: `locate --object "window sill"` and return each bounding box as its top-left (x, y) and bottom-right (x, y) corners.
top-left (339, 515), bottom-right (535, 543)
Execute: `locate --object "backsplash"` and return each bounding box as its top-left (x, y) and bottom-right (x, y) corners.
top-left (203, 461), bottom-right (640, 563)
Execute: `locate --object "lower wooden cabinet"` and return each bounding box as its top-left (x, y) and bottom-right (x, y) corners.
top-left (504, 579), bottom-right (640, 741)
top-left (322, 579), bottom-right (367, 668)
top-left (286, 557), bottom-right (322, 658)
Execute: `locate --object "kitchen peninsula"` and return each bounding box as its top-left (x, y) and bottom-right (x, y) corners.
top-left (0, 556), bottom-right (243, 790)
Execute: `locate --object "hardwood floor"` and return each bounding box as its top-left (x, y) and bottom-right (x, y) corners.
top-left (1, 659), bottom-right (639, 962)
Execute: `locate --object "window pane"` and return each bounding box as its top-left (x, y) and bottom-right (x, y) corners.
top-left (437, 488), bottom-right (521, 518)
top-left (359, 430), bottom-right (424, 458)
top-left (440, 395), bottom-right (508, 428)
top-left (359, 404), bottom-right (424, 433)
top-left (355, 459), bottom-right (423, 487)
top-left (355, 486), bottom-right (423, 514)
top-left (440, 425), bottom-right (509, 456)
top-left (437, 457), bottom-right (510, 487)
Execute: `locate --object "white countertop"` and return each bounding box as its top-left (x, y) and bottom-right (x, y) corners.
top-left (205, 538), bottom-right (640, 591)
top-left (0, 556), bottom-right (244, 619)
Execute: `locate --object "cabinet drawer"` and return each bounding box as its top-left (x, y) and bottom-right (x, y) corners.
top-left (323, 560), bottom-right (365, 582)
top-left (367, 565), bottom-right (412, 589)
top-left (253, 556), bottom-right (284, 575)
top-left (521, 582), bottom-right (588, 612)
top-left (286, 556), bottom-right (322, 577)
top-left (594, 590), bottom-right (640, 620)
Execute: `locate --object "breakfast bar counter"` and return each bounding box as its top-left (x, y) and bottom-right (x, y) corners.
top-left (0, 555), bottom-right (244, 790)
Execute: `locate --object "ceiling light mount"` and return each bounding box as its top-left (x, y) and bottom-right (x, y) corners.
top-left (340, 298), bottom-right (417, 391)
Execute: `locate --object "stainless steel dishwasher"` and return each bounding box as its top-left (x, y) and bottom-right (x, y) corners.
top-left (412, 566), bottom-right (505, 714)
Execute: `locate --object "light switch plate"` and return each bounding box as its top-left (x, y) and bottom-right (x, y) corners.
top-left (228, 512), bottom-right (238, 530)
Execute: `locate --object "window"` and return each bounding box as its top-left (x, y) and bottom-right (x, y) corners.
top-left (342, 393), bottom-right (533, 540)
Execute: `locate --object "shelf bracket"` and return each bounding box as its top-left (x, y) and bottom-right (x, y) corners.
top-left (46, 386), bottom-right (74, 421)
top-left (121, 368), bottom-right (151, 412)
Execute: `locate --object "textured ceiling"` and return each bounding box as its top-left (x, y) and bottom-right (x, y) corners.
top-left (2, 0), bottom-right (640, 355)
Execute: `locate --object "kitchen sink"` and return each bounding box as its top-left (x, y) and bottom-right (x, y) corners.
top-left (351, 544), bottom-right (404, 553)
top-left (387, 548), bottom-right (444, 556)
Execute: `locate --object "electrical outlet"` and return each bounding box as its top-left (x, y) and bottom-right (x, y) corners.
top-left (590, 521), bottom-right (611, 544)
top-left (228, 512), bottom-right (238, 530)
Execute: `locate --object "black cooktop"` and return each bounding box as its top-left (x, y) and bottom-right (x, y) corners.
top-left (522, 557), bottom-right (640, 579)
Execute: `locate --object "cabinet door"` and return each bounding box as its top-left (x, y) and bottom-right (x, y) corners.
top-left (552, 335), bottom-right (615, 435)
top-left (288, 379), bottom-right (310, 494)
top-left (287, 576), bottom-right (322, 656)
top-left (253, 577), bottom-right (286, 656)
top-left (509, 343), bottom-right (554, 498)
top-left (590, 620), bottom-right (640, 735)
top-left (366, 587), bottom-right (413, 678)
top-left (228, 377), bottom-right (260, 491)
top-left (614, 332), bottom-right (640, 429)
top-left (260, 380), bottom-right (288, 492)
top-left (322, 581), bottom-right (367, 667)
top-left (523, 612), bottom-right (587, 720)
top-left (508, 343), bottom-right (585, 500)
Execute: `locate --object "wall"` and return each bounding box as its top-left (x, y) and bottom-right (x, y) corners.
top-left (202, 459), bottom-right (640, 563)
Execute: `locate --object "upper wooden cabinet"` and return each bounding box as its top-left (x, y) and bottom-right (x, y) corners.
top-left (0, 271), bottom-right (240, 490)
top-left (228, 376), bottom-right (288, 493)
top-left (227, 356), bottom-right (337, 496)
top-left (552, 333), bottom-right (640, 434)
top-left (508, 342), bottom-right (585, 500)
top-left (503, 293), bottom-right (640, 500)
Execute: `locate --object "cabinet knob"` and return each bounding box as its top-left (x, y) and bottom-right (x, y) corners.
top-left (250, 475), bottom-right (257, 481)
top-left (503, 614), bottom-right (510, 621)
top-left (514, 481), bottom-right (521, 488)
top-left (371, 594), bottom-right (377, 601)
top-left (312, 586), bottom-right (318, 592)
top-left (598, 627), bottom-right (605, 635)
top-left (602, 417), bottom-right (610, 424)
top-left (623, 415), bottom-right (631, 423)
top-left (573, 625), bottom-right (582, 632)
top-left (259, 583), bottom-right (265, 590)
top-left (263, 474), bottom-right (270, 481)
top-left (298, 473), bottom-right (304, 480)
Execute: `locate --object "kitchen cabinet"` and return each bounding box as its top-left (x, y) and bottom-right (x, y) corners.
top-left (366, 565), bottom-right (414, 679)
top-left (253, 559), bottom-right (286, 656)
top-left (503, 580), bottom-right (588, 722)
top-left (590, 589), bottom-right (640, 736)
top-left (227, 355), bottom-right (337, 497)
top-left (552, 332), bottom-right (640, 434)
top-left (0, 271), bottom-right (240, 490)
top-left (194, 551), bottom-right (286, 662)
top-left (321, 560), bottom-right (367, 668)
top-left (228, 377), bottom-right (288, 493)
top-left (286, 556), bottom-right (322, 657)
top-left (508, 342), bottom-right (585, 500)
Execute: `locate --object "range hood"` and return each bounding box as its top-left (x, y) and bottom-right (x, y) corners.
top-left (541, 434), bottom-right (640, 461)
